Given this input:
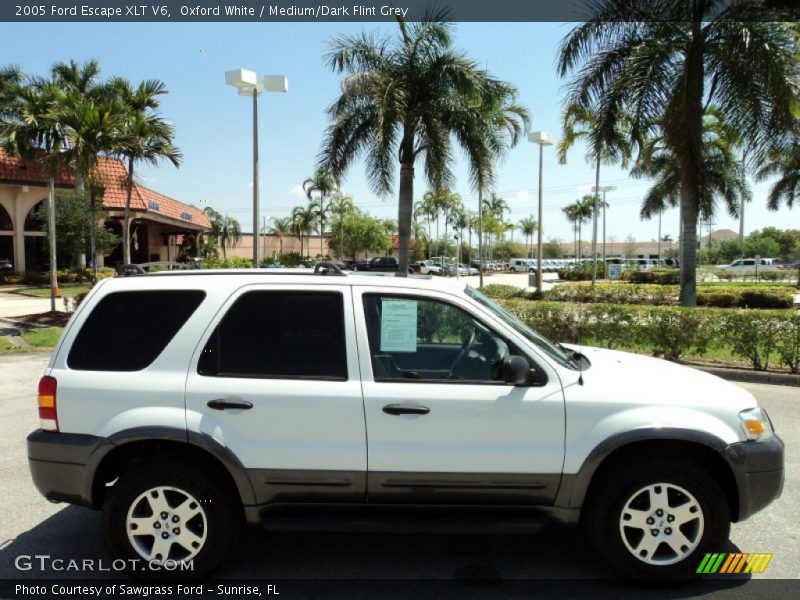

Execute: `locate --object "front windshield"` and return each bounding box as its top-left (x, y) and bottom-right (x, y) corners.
top-left (465, 286), bottom-right (577, 370)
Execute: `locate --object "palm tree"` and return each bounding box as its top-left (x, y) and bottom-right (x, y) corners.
top-left (267, 216), bottom-right (293, 255)
top-left (318, 9), bottom-right (529, 275)
top-left (633, 112), bottom-right (750, 232)
top-left (303, 169), bottom-right (339, 257)
top-left (329, 195), bottom-right (355, 258)
top-left (757, 140), bottom-right (800, 211)
top-left (563, 198), bottom-right (593, 259)
top-left (110, 78), bottom-right (181, 265)
top-left (0, 66), bottom-right (22, 122)
top-left (557, 100), bottom-right (631, 283)
top-left (218, 215), bottom-right (241, 260)
top-left (482, 193), bottom-right (509, 261)
top-left (58, 92), bottom-right (126, 278)
top-left (0, 74), bottom-right (67, 312)
top-left (558, 0), bottom-right (799, 305)
top-left (518, 216), bottom-right (538, 259)
top-left (291, 204), bottom-right (316, 257)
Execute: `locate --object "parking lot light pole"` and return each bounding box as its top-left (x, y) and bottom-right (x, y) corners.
top-left (592, 185), bottom-right (616, 274)
top-left (529, 132), bottom-right (553, 295)
top-left (225, 69), bottom-right (288, 268)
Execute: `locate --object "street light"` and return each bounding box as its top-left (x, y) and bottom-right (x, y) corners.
top-left (591, 185), bottom-right (616, 272)
top-left (225, 68), bottom-right (288, 268)
top-left (529, 131), bottom-right (553, 294)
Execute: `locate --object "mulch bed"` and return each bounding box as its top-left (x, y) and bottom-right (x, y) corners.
top-left (7, 312), bottom-right (71, 327)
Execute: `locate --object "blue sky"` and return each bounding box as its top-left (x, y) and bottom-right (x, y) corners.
top-left (1, 20), bottom-right (795, 243)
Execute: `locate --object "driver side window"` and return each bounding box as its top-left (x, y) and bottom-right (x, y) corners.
top-left (363, 294), bottom-right (509, 383)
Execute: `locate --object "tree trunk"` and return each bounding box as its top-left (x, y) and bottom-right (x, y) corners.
top-left (397, 161), bottom-right (414, 276)
top-left (47, 176), bottom-right (57, 314)
top-left (478, 188), bottom-right (484, 288)
top-left (90, 187), bottom-right (97, 281)
top-left (591, 155), bottom-right (601, 286)
top-left (123, 156), bottom-right (134, 265)
top-left (677, 13), bottom-right (705, 307)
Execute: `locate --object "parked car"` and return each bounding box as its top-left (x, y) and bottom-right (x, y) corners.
top-left (27, 270), bottom-right (783, 580)
top-left (717, 258), bottom-right (782, 272)
top-left (509, 258), bottom-right (537, 273)
top-left (0, 259), bottom-right (13, 273)
top-left (412, 260), bottom-right (443, 276)
top-left (357, 256), bottom-right (400, 272)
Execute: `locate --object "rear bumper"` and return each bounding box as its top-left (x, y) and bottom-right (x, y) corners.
top-left (27, 430), bottom-right (112, 509)
top-left (725, 435), bottom-right (784, 521)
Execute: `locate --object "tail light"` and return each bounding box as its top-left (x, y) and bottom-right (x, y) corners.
top-left (38, 376), bottom-right (58, 431)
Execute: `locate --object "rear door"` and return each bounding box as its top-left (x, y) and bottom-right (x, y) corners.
top-left (185, 284), bottom-right (367, 504)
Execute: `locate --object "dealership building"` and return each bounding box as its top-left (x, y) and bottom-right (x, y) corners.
top-left (0, 148), bottom-right (210, 272)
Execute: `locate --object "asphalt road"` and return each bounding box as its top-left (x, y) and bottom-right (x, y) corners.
top-left (0, 352), bottom-right (797, 599)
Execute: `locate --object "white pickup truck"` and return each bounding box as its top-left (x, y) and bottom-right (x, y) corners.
top-left (412, 260), bottom-right (444, 275)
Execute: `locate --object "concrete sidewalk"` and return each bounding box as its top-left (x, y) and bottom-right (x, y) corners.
top-left (0, 288), bottom-right (66, 319)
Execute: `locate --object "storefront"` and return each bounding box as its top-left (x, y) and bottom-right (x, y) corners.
top-left (0, 149), bottom-right (211, 272)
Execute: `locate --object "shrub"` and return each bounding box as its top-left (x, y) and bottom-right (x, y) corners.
top-left (774, 313), bottom-right (800, 374)
top-left (640, 307), bottom-right (712, 361)
top-left (480, 284), bottom-right (527, 299)
top-left (500, 300), bottom-right (586, 344)
top-left (629, 269), bottom-right (681, 285)
top-left (719, 311), bottom-right (783, 370)
top-left (202, 256), bottom-right (254, 269)
top-left (585, 304), bottom-right (642, 349)
top-left (696, 291), bottom-right (739, 308)
top-left (548, 283), bottom-right (676, 306)
top-left (738, 289), bottom-right (794, 309)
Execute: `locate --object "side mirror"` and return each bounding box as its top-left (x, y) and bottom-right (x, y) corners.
top-left (502, 355), bottom-right (531, 386)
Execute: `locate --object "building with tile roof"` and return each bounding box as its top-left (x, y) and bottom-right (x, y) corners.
top-left (0, 149), bottom-right (210, 272)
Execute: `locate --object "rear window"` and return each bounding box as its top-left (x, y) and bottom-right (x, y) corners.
top-left (197, 290), bottom-right (347, 380)
top-left (67, 290), bottom-right (205, 371)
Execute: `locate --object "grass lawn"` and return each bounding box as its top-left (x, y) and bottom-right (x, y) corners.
top-left (0, 337), bottom-right (17, 354)
top-left (14, 284), bottom-right (90, 298)
top-left (20, 327), bottom-right (63, 348)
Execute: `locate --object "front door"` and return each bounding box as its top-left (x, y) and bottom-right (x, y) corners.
top-left (354, 288), bottom-right (565, 505)
top-left (185, 285), bottom-right (367, 505)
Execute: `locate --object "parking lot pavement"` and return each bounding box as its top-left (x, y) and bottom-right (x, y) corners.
top-left (0, 353), bottom-right (797, 594)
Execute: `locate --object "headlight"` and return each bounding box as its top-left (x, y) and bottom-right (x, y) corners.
top-left (739, 407), bottom-right (774, 441)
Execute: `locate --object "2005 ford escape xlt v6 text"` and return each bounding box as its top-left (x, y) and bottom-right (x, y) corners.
top-left (27, 266), bottom-right (784, 580)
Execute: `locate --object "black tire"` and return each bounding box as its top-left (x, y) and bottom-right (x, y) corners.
top-left (102, 459), bottom-right (242, 579)
top-left (583, 457), bottom-right (730, 581)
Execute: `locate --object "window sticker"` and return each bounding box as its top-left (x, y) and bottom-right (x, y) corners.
top-left (380, 300), bottom-right (418, 352)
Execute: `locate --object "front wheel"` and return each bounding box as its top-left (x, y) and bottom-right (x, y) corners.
top-left (583, 457), bottom-right (730, 580)
top-left (102, 460), bottom-right (241, 579)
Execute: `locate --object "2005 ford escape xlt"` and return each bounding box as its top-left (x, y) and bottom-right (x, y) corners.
top-left (27, 266), bottom-right (784, 579)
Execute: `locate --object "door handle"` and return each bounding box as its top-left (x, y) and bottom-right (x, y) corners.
top-left (207, 398), bottom-right (253, 411)
top-left (382, 403), bottom-right (430, 416)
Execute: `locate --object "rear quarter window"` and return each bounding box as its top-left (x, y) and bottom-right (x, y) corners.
top-left (67, 290), bottom-right (205, 371)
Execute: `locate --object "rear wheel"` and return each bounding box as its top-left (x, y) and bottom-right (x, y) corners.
top-left (102, 460), bottom-right (241, 579)
top-left (583, 457), bottom-right (730, 580)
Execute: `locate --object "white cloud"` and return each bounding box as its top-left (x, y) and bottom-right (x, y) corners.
top-left (290, 184), bottom-right (306, 197)
top-left (511, 190), bottom-right (531, 204)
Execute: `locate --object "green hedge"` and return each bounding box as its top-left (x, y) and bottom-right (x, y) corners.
top-left (628, 269), bottom-right (681, 285)
top-left (498, 299), bottom-right (800, 372)
top-left (535, 282), bottom-right (794, 309)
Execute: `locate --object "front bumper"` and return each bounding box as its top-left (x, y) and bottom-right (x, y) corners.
top-left (27, 429), bottom-right (112, 509)
top-left (725, 435), bottom-right (784, 521)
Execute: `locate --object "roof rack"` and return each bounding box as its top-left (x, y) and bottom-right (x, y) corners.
top-left (313, 261), bottom-right (347, 276)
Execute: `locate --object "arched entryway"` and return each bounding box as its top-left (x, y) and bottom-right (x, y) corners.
top-left (0, 203), bottom-right (13, 265)
top-left (23, 199), bottom-right (48, 272)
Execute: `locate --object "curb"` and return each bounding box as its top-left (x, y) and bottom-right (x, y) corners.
top-left (693, 365), bottom-right (800, 387)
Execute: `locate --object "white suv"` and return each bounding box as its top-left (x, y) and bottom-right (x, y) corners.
top-left (27, 266), bottom-right (783, 580)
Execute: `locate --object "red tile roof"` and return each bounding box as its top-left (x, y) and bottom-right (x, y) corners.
top-left (0, 148), bottom-right (210, 229)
